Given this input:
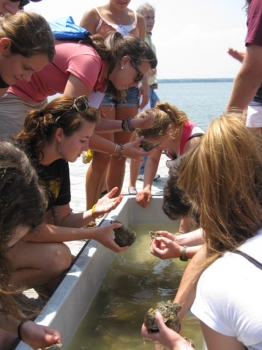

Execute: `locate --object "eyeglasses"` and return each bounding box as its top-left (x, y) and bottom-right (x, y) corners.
top-left (55, 95), bottom-right (90, 123)
top-left (10, 0), bottom-right (42, 8)
top-left (130, 60), bottom-right (144, 83)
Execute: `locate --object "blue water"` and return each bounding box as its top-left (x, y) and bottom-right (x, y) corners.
top-left (157, 81), bottom-right (234, 131)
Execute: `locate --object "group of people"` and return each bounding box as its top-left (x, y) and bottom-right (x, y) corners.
top-left (0, 0), bottom-right (262, 350)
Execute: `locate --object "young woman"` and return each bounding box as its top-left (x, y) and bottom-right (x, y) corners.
top-left (80, 0), bottom-right (150, 206)
top-left (9, 95), bottom-right (130, 297)
top-left (135, 102), bottom-right (204, 233)
top-left (0, 11), bottom-right (55, 100)
top-left (0, 141), bottom-right (61, 350)
top-left (142, 112), bottom-right (262, 350)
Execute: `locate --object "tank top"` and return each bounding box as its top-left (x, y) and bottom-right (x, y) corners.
top-left (94, 7), bottom-right (138, 37)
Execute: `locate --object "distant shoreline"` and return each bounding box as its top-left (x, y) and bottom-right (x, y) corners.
top-left (158, 78), bottom-right (234, 83)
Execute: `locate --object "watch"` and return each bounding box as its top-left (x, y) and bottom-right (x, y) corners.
top-left (180, 246), bottom-right (188, 262)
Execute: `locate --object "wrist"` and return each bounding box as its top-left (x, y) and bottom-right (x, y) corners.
top-left (18, 320), bottom-right (31, 341)
top-left (180, 246), bottom-right (188, 262)
top-left (91, 204), bottom-right (103, 219)
top-left (121, 116), bottom-right (135, 132)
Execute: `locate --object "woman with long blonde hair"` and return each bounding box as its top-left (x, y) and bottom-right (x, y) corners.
top-left (142, 112), bottom-right (262, 349)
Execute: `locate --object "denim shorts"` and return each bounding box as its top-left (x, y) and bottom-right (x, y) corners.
top-left (102, 87), bottom-right (139, 108)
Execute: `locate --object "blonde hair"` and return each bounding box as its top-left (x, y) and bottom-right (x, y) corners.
top-left (136, 102), bottom-right (189, 140)
top-left (178, 112), bottom-right (262, 261)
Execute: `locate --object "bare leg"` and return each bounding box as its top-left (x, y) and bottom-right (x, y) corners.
top-left (128, 133), bottom-right (142, 192)
top-left (107, 107), bottom-right (138, 196)
top-left (8, 241), bottom-right (72, 291)
top-left (85, 106), bottom-right (115, 210)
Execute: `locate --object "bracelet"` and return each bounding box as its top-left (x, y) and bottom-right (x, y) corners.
top-left (178, 230), bottom-right (185, 234)
top-left (91, 204), bottom-right (103, 219)
top-left (118, 144), bottom-right (124, 160)
top-left (18, 320), bottom-right (29, 341)
top-left (180, 246), bottom-right (188, 262)
top-left (108, 143), bottom-right (117, 156)
top-left (121, 116), bottom-right (135, 132)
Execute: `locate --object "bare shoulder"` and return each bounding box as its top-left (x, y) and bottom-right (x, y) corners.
top-left (80, 8), bottom-right (100, 30)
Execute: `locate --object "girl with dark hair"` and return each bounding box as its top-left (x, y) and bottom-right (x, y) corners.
top-left (9, 95), bottom-right (129, 300)
top-left (0, 141), bottom-right (61, 350)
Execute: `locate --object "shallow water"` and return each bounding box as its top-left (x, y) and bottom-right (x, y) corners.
top-left (68, 223), bottom-right (206, 350)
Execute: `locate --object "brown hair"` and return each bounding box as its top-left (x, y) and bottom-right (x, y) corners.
top-left (12, 95), bottom-right (99, 164)
top-left (0, 141), bottom-right (46, 319)
top-left (136, 101), bottom-right (189, 140)
top-left (178, 112), bottom-right (262, 263)
top-left (0, 11), bottom-right (55, 61)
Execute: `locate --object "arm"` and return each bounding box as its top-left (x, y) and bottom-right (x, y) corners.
top-left (90, 134), bottom-right (153, 161)
top-left (226, 44), bottom-right (262, 111)
top-left (23, 222), bottom-right (129, 253)
top-left (174, 245), bottom-right (207, 320)
top-left (52, 187), bottom-right (123, 228)
top-left (200, 322), bottom-right (246, 350)
top-left (94, 111), bottom-right (155, 133)
top-left (0, 317), bottom-right (61, 349)
top-left (79, 8), bottom-right (100, 34)
top-left (136, 149), bottom-right (162, 208)
top-left (150, 235), bottom-right (201, 260)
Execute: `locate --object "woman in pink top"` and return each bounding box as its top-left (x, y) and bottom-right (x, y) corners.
top-left (135, 102), bottom-right (204, 233)
top-left (80, 0), bottom-right (149, 210)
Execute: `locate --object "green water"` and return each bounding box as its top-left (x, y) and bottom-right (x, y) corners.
top-left (68, 223), bottom-right (205, 350)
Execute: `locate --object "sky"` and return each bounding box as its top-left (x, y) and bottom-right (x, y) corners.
top-left (26, 0), bottom-right (247, 79)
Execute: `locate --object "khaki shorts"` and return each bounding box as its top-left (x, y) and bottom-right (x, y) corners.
top-left (0, 93), bottom-right (47, 140)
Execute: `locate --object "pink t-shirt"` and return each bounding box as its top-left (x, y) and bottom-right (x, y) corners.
top-left (8, 41), bottom-right (107, 102)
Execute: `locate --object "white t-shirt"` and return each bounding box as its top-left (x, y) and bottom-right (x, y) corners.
top-left (191, 229), bottom-right (262, 350)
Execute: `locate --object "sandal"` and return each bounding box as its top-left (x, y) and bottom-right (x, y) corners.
top-left (128, 187), bottom-right (137, 195)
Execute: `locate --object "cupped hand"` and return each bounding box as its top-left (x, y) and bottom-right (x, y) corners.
top-left (150, 236), bottom-right (183, 259)
top-left (21, 321), bottom-right (61, 349)
top-left (93, 222), bottom-right (130, 253)
top-left (131, 111), bottom-right (155, 130)
top-left (95, 187), bottom-right (123, 216)
top-left (136, 189), bottom-right (152, 208)
top-left (141, 312), bottom-right (191, 350)
top-left (123, 136), bottom-right (154, 161)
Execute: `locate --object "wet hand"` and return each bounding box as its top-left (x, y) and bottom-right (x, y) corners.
top-left (123, 136), bottom-right (155, 161)
top-left (136, 189), bottom-right (151, 208)
top-left (150, 237), bottom-right (183, 259)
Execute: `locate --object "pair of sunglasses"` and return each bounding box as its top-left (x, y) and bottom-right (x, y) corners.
top-left (55, 95), bottom-right (90, 123)
top-left (10, 0), bottom-right (42, 8)
top-left (130, 60), bottom-right (144, 83)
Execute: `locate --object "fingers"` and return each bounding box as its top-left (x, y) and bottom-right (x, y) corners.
top-left (107, 187), bottom-right (119, 198)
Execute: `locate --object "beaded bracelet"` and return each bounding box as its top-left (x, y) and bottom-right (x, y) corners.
top-left (118, 144), bottom-right (124, 160)
top-left (108, 143), bottom-right (118, 156)
top-left (121, 116), bottom-right (135, 132)
top-left (91, 204), bottom-right (103, 219)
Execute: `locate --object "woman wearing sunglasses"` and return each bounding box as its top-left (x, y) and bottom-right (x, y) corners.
top-left (9, 95), bottom-right (131, 300)
top-left (135, 101), bottom-right (204, 233)
top-left (80, 0), bottom-right (149, 208)
top-left (0, 142), bottom-right (61, 350)
top-left (0, 11), bottom-right (54, 99)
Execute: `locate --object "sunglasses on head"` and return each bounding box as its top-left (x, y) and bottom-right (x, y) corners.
top-left (55, 95), bottom-right (90, 123)
top-left (130, 60), bottom-right (144, 83)
top-left (10, 0), bottom-right (42, 8)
